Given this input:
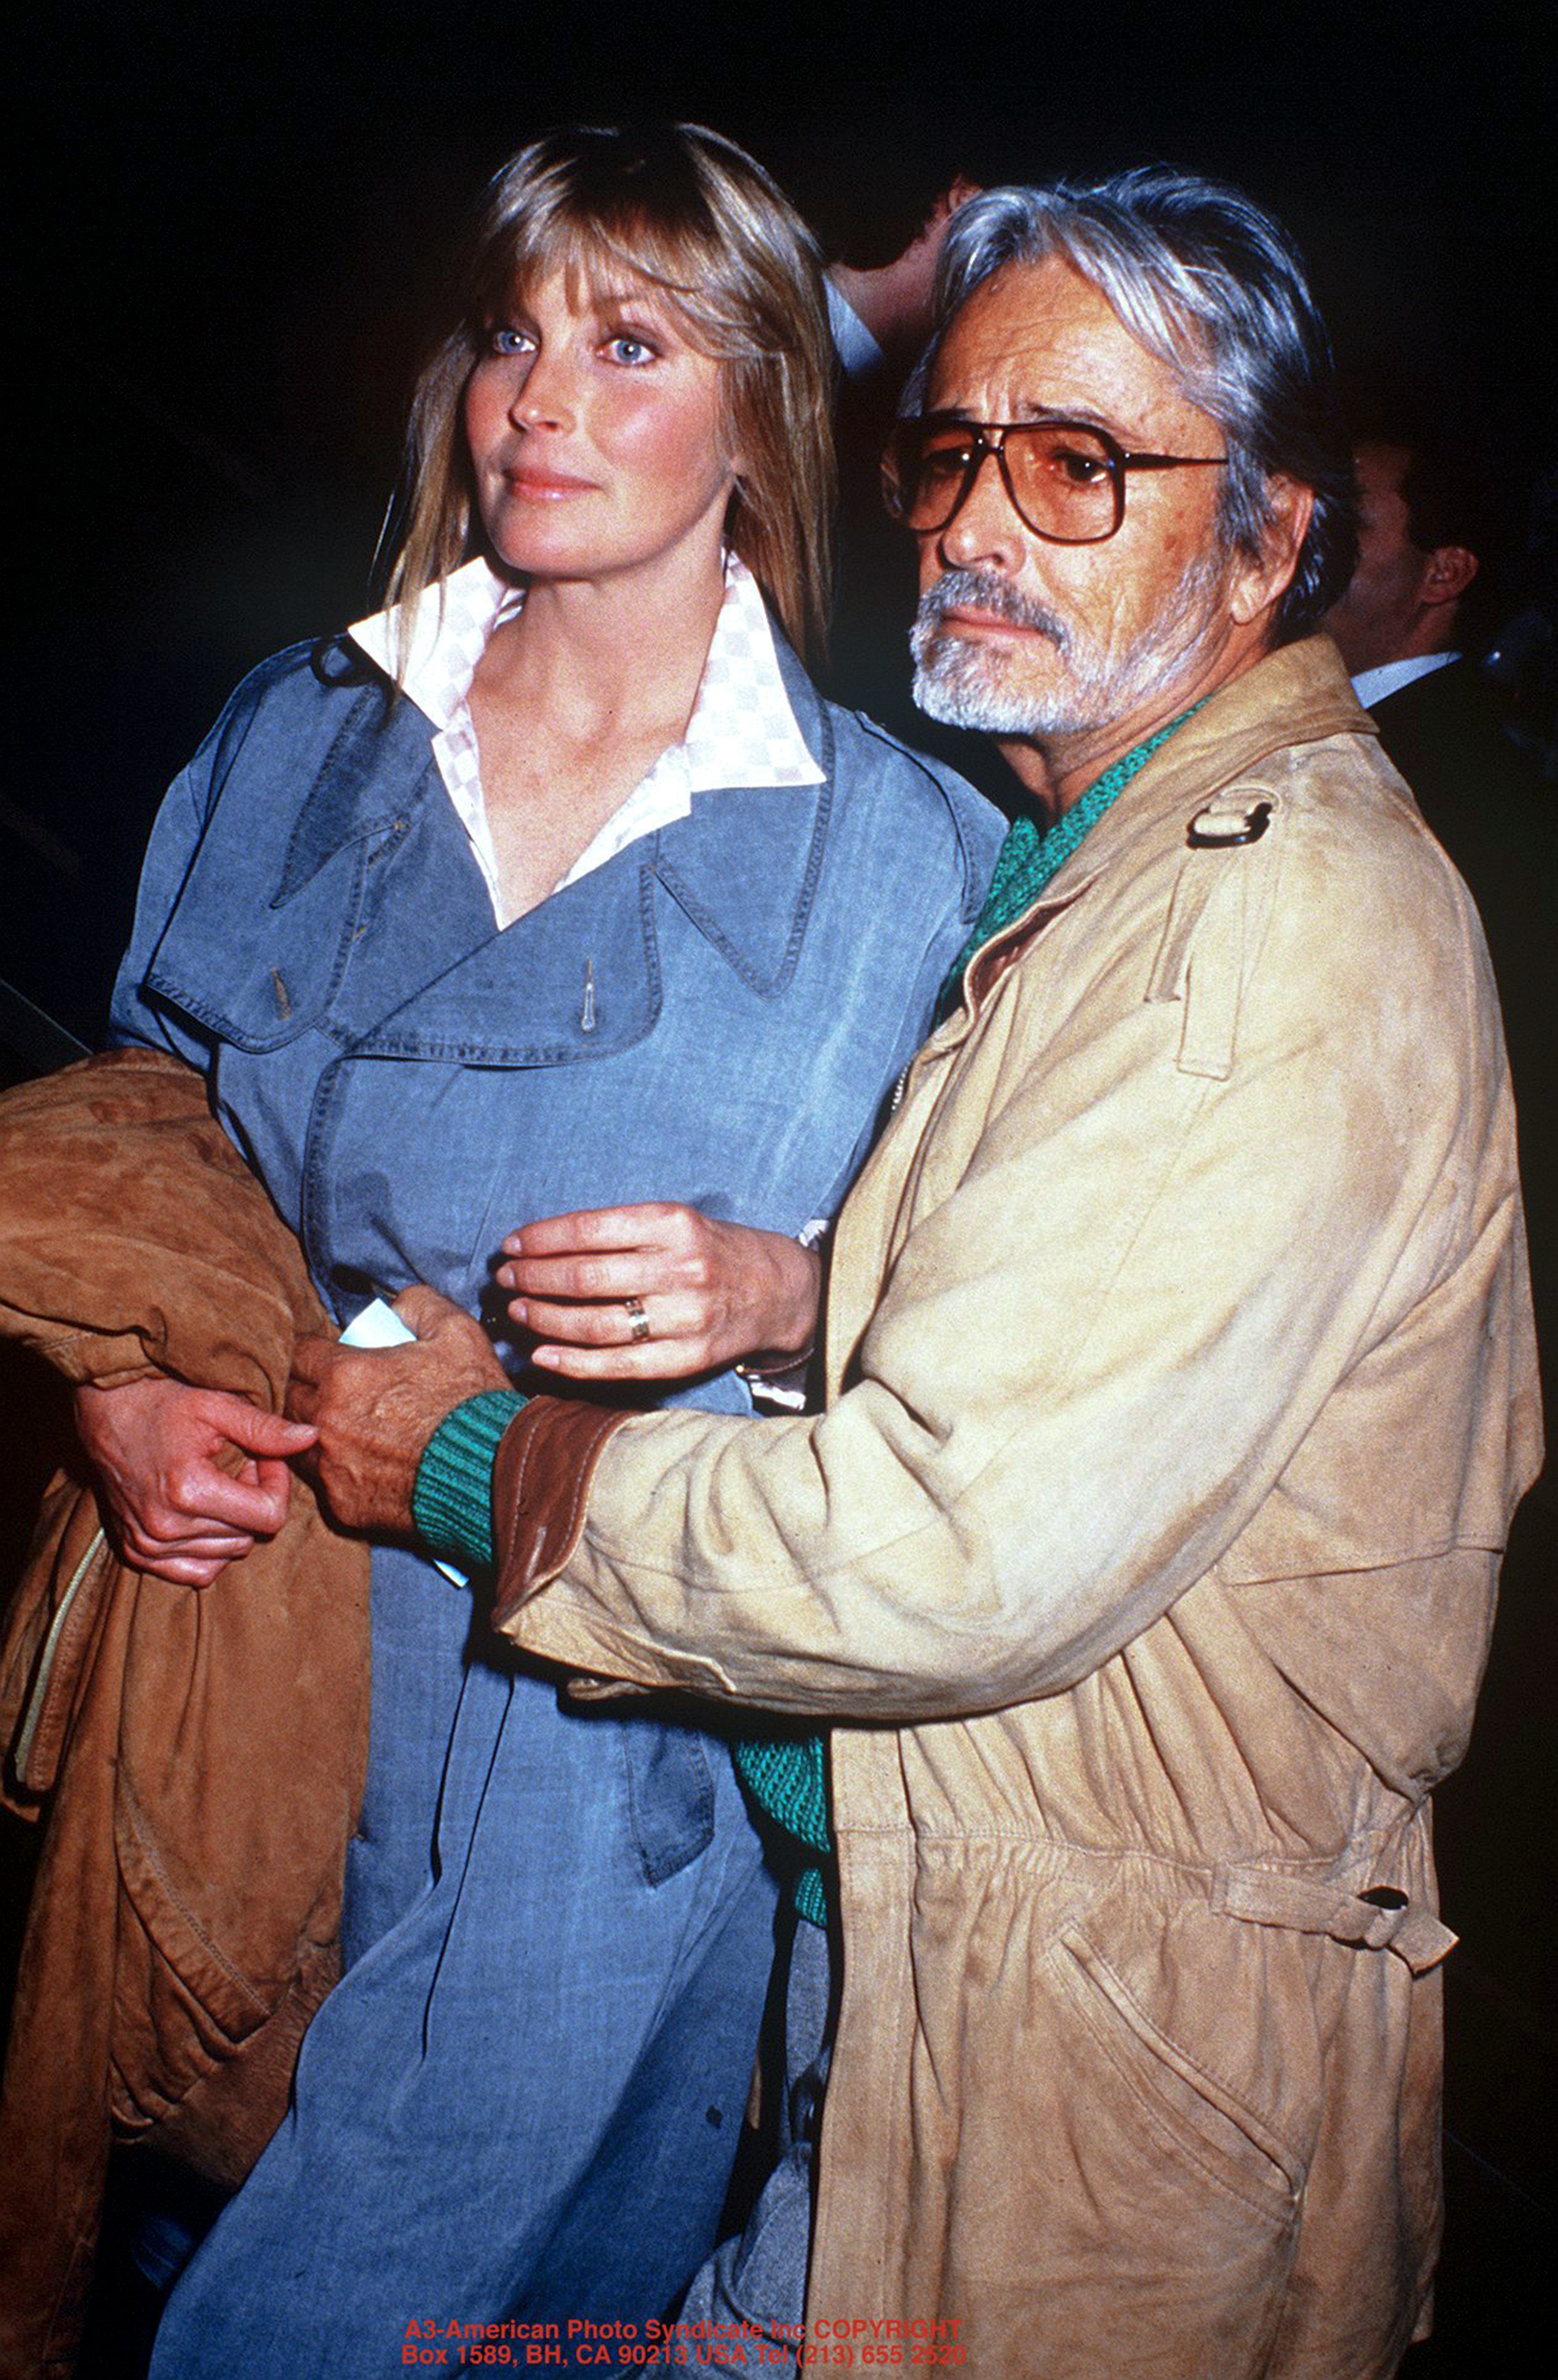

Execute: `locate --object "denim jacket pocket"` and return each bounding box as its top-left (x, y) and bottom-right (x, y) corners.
top-left (620, 1717), bottom-right (717, 1886)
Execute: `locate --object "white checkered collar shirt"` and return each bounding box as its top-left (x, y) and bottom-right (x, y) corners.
top-left (347, 553), bottom-right (824, 928)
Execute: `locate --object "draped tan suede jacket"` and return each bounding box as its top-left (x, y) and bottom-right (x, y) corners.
top-left (0, 1048), bottom-right (368, 2379)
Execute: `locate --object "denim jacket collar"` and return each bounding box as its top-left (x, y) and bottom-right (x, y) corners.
top-left (274, 627), bottom-right (836, 1007)
top-left (652, 632), bottom-right (834, 998)
top-left (273, 661), bottom-right (439, 909)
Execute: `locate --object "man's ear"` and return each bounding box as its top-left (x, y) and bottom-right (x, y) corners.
top-left (1422, 543), bottom-right (1479, 607)
top-left (1229, 476), bottom-right (1314, 627)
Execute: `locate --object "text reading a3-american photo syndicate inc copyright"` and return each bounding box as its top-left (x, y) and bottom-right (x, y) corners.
top-left (400, 2317), bottom-right (967, 2366)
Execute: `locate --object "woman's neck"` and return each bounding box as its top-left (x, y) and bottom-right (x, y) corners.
top-left (463, 542), bottom-right (731, 924)
top-left (487, 547), bottom-right (728, 750)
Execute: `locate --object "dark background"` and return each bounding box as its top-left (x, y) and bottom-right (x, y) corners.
top-left (6, 0), bottom-right (1554, 1043)
top-left (3, 0), bottom-right (1555, 2364)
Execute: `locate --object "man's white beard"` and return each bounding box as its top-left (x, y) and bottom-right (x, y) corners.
top-left (911, 555), bottom-right (1228, 740)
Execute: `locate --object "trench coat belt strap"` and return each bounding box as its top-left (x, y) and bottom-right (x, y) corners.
top-left (1209, 1863), bottom-right (1458, 1975)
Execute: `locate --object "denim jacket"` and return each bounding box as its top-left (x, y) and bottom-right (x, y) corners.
top-left (112, 631), bottom-right (1003, 1404)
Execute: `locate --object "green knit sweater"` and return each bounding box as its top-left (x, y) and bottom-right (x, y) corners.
top-left (412, 707), bottom-right (1202, 1925)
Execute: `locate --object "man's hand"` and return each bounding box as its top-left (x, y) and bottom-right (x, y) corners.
top-left (75, 1377), bottom-right (317, 1588)
top-left (829, 176), bottom-right (982, 360)
top-left (286, 1285), bottom-right (510, 1537)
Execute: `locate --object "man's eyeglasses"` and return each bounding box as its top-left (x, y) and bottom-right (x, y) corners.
top-left (882, 415), bottom-right (1229, 545)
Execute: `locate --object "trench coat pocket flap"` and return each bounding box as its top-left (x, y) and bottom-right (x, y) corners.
top-left (145, 839), bottom-right (369, 1051)
top-left (622, 1722), bottom-right (717, 1886)
top-left (347, 858), bottom-right (662, 1064)
top-left (146, 692), bottom-right (453, 1049)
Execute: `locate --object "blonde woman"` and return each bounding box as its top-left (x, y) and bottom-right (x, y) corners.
top-left (87, 125), bottom-right (1001, 2373)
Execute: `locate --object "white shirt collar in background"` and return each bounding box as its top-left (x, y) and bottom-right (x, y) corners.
top-left (1351, 651), bottom-right (1461, 713)
top-left (825, 276), bottom-right (885, 378)
top-left (347, 553), bottom-right (822, 927)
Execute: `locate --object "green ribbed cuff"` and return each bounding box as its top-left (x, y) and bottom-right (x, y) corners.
top-left (411, 1390), bottom-right (527, 1570)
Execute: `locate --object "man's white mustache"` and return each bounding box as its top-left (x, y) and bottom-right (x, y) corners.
top-left (914, 569), bottom-right (1071, 651)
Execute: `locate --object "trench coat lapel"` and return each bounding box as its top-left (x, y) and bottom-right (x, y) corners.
top-left (273, 673), bottom-right (443, 908)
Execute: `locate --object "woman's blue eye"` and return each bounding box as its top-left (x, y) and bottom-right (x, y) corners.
top-left (487, 327), bottom-right (533, 357)
top-left (606, 336), bottom-right (657, 366)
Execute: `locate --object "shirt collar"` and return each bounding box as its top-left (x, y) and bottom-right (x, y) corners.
top-left (346, 558), bottom-right (522, 731)
top-left (825, 275), bottom-right (886, 379)
top-left (1350, 651), bottom-right (1461, 712)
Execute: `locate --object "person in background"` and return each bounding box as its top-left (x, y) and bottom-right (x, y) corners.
top-left (1325, 425), bottom-right (1528, 818)
top-left (822, 173), bottom-right (1017, 801)
top-left (826, 176), bottom-right (983, 379)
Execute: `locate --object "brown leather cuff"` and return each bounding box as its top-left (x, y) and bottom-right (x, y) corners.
top-left (490, 1397), bottom-right (636, 1631)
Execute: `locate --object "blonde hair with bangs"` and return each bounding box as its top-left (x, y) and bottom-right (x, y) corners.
top-left (388, 124), bottom-right (837, 672)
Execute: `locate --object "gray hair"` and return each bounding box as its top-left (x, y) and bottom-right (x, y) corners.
top-left (911, 166), bottom-right (1357, 644)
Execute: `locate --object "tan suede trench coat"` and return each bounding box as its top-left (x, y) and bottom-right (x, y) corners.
top-left (501, 640), bottom-right (1542, 2379)
top-left (0, 1049), bottom-right (368, 2379)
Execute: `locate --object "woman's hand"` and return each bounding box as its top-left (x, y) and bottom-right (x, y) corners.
top-left (74, 1377), bottom-right (318, 1588)
top-left (496, 1204), bottom-right (821, 1383)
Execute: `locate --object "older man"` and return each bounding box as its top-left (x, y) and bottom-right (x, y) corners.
top-left (291, 172), bottom-right (1539, 2378)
